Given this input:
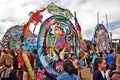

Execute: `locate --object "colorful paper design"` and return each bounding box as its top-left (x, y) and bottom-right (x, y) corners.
top-left (2, 25), bottom-right (24, 50)
top-left (37, 15), bottom-right (80, 78)
top-left (2, 25), bottom-right (36, 52)
top-left (47, 2), bottom-right (73, 19)
top-left (92, 24), bottom-right (110, 51)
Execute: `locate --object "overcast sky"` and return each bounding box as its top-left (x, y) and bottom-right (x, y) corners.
top-left (0, 0), bottom-right (120, 40)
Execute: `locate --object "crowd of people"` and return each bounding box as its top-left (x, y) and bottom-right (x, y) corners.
top-left (0, 48), bottom-right (20, 80)
top-left (88, 47), bottom-right (120, 80)
top-left (0, 46), bottom-right (38, 80)
top-left (0, 42), bottom-right (120, 80)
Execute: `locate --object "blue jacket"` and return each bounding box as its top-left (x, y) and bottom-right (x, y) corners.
top-left (92, 54), bottom-right (98, 64)
top-left (57, 72), bottom-right (80, 80)
top-left (107, 54), bottom-right (115, 66)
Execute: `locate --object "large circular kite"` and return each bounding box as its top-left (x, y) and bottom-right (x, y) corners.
top-left (93, 24), bottom-right (110, 51)
top-left (37, 15), bottom-right (80, 78)
top-left (2, 25), bottom-right (36, 52)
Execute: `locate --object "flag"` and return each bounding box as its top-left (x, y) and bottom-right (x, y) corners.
top-left (74, 12), bottom-right (82, 40)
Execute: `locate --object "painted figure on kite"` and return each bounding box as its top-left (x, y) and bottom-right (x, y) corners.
top-left (37, 15), bottom-right (80, 77)
top-left (37, 2), bottom-right (84, 79)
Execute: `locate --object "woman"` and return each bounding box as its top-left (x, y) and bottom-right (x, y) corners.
top-left (93, 58), bottom-right (107, 80)
top-left (0, 54), bottom-right (18, 80)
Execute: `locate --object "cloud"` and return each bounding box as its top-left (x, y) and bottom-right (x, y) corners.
top-left (109, 22), bottom-right (120, 39)
top-left (112, 27), bottom-right (120, 39)
top-left (109, 20), bottom-right (120, 30)
top-left (0, 0), bottom-right (120, 41)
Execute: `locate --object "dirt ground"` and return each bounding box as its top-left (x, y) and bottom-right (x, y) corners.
top-left (80, 67), bottom-right (93, 80)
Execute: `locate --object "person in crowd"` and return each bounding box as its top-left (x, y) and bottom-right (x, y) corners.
top-left (106, 56), bottom-right (116, 80)
top-left (10, 50), bottom-right (19, 70)
top-left (93, 58), bottom-right (107, 80)
top-left (79, 51), bottom-right (86, 69)
top-left (104, 49), bottom-right (110, 58)
top-left (70, 53), bottom-right (79, 75)
top-left (90, 49), bottom-right (98, 73)
top-left (10, 49), bottom-right (23, 80)
top-left (63, 53), bottom-right (69, 61)
top-left (111, 54), bottom-right (120, 80)
top-left (86, 50), bottom-right (91, 68)
top-left (57, 59), bottom-right (80, 80)
top-left (0, 54), bottom-right (19, 80)
top-left (98, 52), bottom-right (103, 58)
top-left (92, 49), bottom-right (98, 64)
top-left (116, 47), bottom-right (120, 54)
top-left (80, 51), bottom-right (86, 66)
top-left (106, 49), bottom-right (116, 67)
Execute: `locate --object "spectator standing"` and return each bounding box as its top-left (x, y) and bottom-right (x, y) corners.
top-left (106, 49), bottom-right (116, 67)
top-left (70, 53), bottom-right (79, 75)
top-left (90, 49), bottom-right (98, 73)
top-left (93, 58), bottom-right (107, 80)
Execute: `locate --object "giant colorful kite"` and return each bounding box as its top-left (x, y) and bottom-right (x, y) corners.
top-left (92, 24), bottom-right (110, 52)
top-left (37, 2), bottom-right (82, 78)
top-left (2, 25), bottom-right (37, 52)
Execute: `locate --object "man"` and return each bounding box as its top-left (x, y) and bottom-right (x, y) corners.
top-left (106, 49), bottom-right (116, 67)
